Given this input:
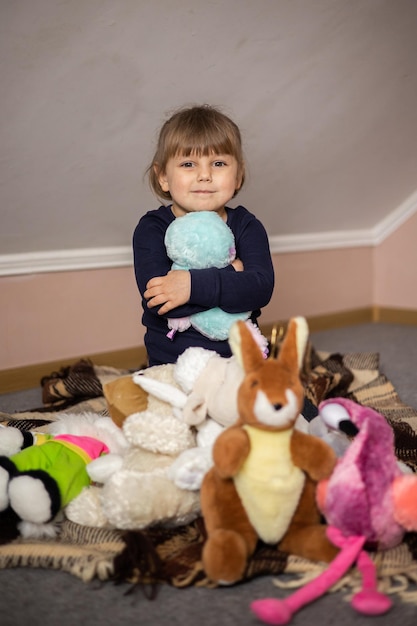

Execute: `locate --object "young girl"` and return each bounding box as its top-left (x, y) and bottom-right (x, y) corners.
top-left (133, 104), bottom-right (275, 366)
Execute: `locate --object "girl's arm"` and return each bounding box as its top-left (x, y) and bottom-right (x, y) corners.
top-left (133, 212), bottom-right (209, 319)
top-left (189, 211), bottom-right (274, 313)
top-left (133, 208), bottom-right (274, 318)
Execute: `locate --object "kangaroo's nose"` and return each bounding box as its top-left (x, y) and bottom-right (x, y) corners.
top-left (273, 403), bottom-right (283, 411)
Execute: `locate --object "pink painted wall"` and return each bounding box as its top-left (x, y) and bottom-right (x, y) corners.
top-left (3, 213), bottom-right (416, 371)
top-left (374, 211), bottom-right (417, 309)
top-left (0, 245), bottom-right (374, 370)
top-left (0, 268), bottom-right (144, 370)
top-left (263, 247), bottom-right (373, 322)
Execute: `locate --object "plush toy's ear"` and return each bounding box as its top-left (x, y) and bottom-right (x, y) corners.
top-left (182, 392), bottom-right (209, 425)
top-left (103, 376), bottom-right (148, 428)
top-left (229, 320), bottom-right (264, 374)
top-left (276, 316), bottom-right (309, 373)
top-left (230, 317), bottom-right (309, 377)
top-left (133, 373), bottom-right (188, 409)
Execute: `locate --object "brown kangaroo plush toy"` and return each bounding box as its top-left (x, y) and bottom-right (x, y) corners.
top-left (200, 317), bottom-right (338, 584)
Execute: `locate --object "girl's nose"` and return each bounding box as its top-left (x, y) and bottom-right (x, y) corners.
top-left (197, 166), bottom-right (212, 181)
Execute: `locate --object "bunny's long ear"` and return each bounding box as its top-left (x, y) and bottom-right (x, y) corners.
top-left (277, 317), bottom-right (309, 373)
top-left (229, 321), bottom-right (264, 374)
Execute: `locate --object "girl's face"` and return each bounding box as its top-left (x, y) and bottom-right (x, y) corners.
top-left (157, 152), bottom-right (242, 219)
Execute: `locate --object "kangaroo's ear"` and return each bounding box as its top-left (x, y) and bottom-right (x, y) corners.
top-left (229, 321), bottom-right (264, 374)
top-left (277, 317), bottom-right (309, 374)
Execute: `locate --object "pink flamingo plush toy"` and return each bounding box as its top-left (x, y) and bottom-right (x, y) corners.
top-left (251, 397), bottom-right (417, 624)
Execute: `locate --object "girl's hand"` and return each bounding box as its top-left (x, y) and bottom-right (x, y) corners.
top-left (145, 270), bottom-right (191, 315)
top-left (231, 258), bottom-right (244, 272)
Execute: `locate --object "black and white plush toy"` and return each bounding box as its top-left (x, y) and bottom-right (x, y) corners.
top-left (0, 414), bottom-right (128, 539)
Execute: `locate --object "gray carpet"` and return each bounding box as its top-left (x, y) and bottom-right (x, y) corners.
top-left (1, 322), bottom-right (417, 626)
top-left (2, 569), bottom-right (417, 626)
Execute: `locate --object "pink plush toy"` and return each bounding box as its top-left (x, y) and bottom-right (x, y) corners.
top-left (251, 397), bottom-right (417, 624)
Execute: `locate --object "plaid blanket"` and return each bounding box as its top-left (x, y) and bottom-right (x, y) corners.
top-left (1, 348), bottom-right (417, 599)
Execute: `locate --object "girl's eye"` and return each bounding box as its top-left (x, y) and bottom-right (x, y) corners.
top-left (213, 160), bottom-right (227, 167)
top-left (180, 162), bottom-right (194, 168)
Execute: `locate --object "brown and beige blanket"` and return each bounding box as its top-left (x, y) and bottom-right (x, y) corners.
top-left (0, 348), bottom-right (417, 602)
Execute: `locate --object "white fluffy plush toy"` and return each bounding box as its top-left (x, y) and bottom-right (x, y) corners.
top-left (164, 211), bottom-right (250, 341)
top-left (66, 353), bottom-right (222, 530)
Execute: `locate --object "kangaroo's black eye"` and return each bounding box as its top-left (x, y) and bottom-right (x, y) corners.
top-left (251, 379), bottom-right (259, 388)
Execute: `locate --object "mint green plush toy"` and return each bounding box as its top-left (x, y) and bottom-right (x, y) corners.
top-left (164, 211), bottom-right (250, 341)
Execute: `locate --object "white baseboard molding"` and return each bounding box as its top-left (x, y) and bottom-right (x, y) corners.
top-left (0, 247), bottom-right (133, 276)
top-left (1, 192), bottom-right (416, 276)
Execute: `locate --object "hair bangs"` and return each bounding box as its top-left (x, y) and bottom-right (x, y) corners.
top-left (168, 126), bottom-right (239, 161)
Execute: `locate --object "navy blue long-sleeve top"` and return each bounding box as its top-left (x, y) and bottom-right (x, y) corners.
top-left (133, 205), bottom-right (275, 365)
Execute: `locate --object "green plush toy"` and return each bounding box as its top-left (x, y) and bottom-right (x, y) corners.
top-left (0, 414), bottom-right (127, 538)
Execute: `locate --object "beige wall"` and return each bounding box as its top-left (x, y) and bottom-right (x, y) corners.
top-left (3, 1), bottom-right (417, 257)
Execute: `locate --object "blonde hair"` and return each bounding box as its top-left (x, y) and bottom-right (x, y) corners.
top-left (148, 104), bottom-right (246, 201)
